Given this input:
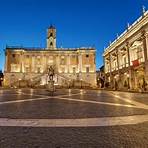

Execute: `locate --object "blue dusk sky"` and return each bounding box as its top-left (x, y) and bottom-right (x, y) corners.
top-left (0, 0), bottom-right (148, 71)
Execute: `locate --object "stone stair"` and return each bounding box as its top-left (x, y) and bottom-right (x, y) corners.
top-left (10, 68), bottom-right (95, 89)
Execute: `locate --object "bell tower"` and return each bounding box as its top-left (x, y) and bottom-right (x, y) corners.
top-left (47, 25), bottom-right (56, 49)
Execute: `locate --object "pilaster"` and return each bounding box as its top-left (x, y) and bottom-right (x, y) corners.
top-left (31, 55), bottom-right (35, 73)
top-left (21, 52), bottom-right (24, 73)
top-left (4, 50), bottom-right (7, 72)
top-left (142, 31), bottom-right (148, 86)
top-left (126, 42), bottom-right (133, 90)
top-left (142, 31), bottom-right (148, 61)
top-left (109, 52), bottom-right (113, 88)
top-left (79, 53), bottom-right (82, 73)
top-left (67, 54), bottom-right (70, 73)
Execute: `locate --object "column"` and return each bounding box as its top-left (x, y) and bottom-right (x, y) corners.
top-left (146, 33), bottom-right (148, 60)
top-left (45, 55), bottom-right (48, 71)
top-left (126, 42), bottom-right (132, 90)
top-left (67, 54), bottom-right (70, 73)
top-left (142, 31), bottom-right (148, 90)
top-left (29, 55), bottom-right (32, 73)
top-left (78, 54), bottom-right (82, 73)
top-left (31, 55), bottom-right (35, 73)
top-left (126, 42), bottom-right (130, 67)
top-left (21, 52), bottom-right (24, 73)
top-left (78, 53), bottom-right (83, 81)
top-left (116, 48), bottom-right (121, 89)
top-left (109, 52), bottom-right (113, 88)
top-left (116, 49), bottom-right (120, 70)
top-left (80, 54), bottom-right (83, 72)
top-left (142, 31), bottom-right (148, 61)
top-left (55, 54), bottom-right (60, 73)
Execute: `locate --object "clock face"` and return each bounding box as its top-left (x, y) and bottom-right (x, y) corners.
top-left (49, 37), bottom-right (53, 41)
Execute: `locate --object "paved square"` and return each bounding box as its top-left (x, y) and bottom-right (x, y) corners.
top-left (0, 88), bottom-right (148, 147)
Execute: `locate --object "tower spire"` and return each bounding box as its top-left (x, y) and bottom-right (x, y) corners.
top-left (47, 25), bottom-right (56, 50)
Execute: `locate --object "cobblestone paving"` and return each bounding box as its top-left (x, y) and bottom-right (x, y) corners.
top-left (0, 123), bottom-right (148, 148)
top-left (111, 91), bottom-right (148, 105)
top-left (0, 88), bottom-right (148, 148)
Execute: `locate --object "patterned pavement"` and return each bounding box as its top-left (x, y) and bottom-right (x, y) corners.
top-left (0, 88), bottom-right (148, 147)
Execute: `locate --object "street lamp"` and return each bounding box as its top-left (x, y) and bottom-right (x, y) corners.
top-left (68, 80), bottom-right (70, 89)
top-left (127, 74), bottom-right (130, 90)
top-left (114, 76), bottom-right (117, 90)
top-left (80, 78), bottom-right (82, 89)
top-left (19, 79), bottom-right (22, 88)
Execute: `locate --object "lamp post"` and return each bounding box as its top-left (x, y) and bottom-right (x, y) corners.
top-left (114, 76), bottom-right (117, 90)
top-left (127, 74), bottom-right (130, 90)
top-left (80, 78), bottom-right (82, 89)
top-left (68, 80), bottom-right (70, 89)
top-left (19, 79), bottom-right (22, 88)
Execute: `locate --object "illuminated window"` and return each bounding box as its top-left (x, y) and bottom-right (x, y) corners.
top-left (37, 58), bottom-right (41, 64)
top-left (61, 67), bottom-right (65, 73)
top-left (26, 55), bottom-right (29, 58)
top-left (86, 54), bottom-right (89, 58)
top-left (12, 54), bottom-right (15, 58)
top-left (86, 67), bottom-right (89, 73)
top-left (25, 67), bottom-right (30, 73)
top-left (72, 55), bottom-right (76, 58)
top-left (11, 64), bottom-right (20, 72)
top-left (61, 57), bottom-right (65, 65)
top-left (37, 67), bottom-right (41, 73)
top-left (73, 67), bottom-right (76, 74)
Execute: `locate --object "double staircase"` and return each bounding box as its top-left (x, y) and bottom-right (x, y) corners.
top-left (10, 68), bottom-right (94, 88)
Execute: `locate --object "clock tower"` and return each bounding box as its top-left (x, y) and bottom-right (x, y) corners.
top-left (47, 25), bottom-right (56, 49)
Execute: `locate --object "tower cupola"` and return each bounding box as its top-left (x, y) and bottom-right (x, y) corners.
top-left (47, 25), bottom-right (56, 49)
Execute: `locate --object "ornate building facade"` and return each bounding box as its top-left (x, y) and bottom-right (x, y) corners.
top-left (103, 10), bottom-right (148, 91)
top-left (4, 26), bottom-right (96, 87)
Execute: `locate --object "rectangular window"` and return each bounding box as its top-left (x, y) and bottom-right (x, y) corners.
top-left (61, 67), bottom-right (65, 73)
top-left (124, 57), bottom-right (126, 67)
top-left (86, 54), bottom-right (89, 58)
top-left (86, 67), bottom-right (89, 73)
top-left (37, 67), bottom-right (40, 73)
top-left (61, 58), bottom-right (65, 65)
top-left (11, 64), bottom-right (20, 72)
top-left (25, 67), bottom-right (30, 73)
top-left (12, 54), bottom-right (15, 58)
top-left (72, 55), bottom-right (76, 58)
top-left (26, 55), bottom-right (29, 58)
top-left (73, 67), bottom-right (76, 74)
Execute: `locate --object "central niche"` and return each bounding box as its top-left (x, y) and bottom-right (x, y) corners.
top-left (48, 56), bottom-right (54, 65)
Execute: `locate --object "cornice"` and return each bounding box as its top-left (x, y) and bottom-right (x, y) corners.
top-left (103, 11), bottom-right (148, 57)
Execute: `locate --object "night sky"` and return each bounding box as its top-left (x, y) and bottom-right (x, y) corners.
top-left (0, 0), bottom-right (148, 71)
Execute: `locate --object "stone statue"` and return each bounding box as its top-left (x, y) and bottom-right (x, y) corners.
top-left (48, 66), bottom-right (55, 81)
top-left (47, 66), bottom-right (55, 93)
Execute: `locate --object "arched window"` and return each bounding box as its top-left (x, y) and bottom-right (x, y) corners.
top-left (50, 42), bottom-right (53, 46)
top-left (50, 33), bottom-right (53, 37)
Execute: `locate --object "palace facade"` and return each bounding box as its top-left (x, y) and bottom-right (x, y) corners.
top-left (103, 10), bottom-right (148, 91)
top-left (4, 26), bottom-right (96, 88)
